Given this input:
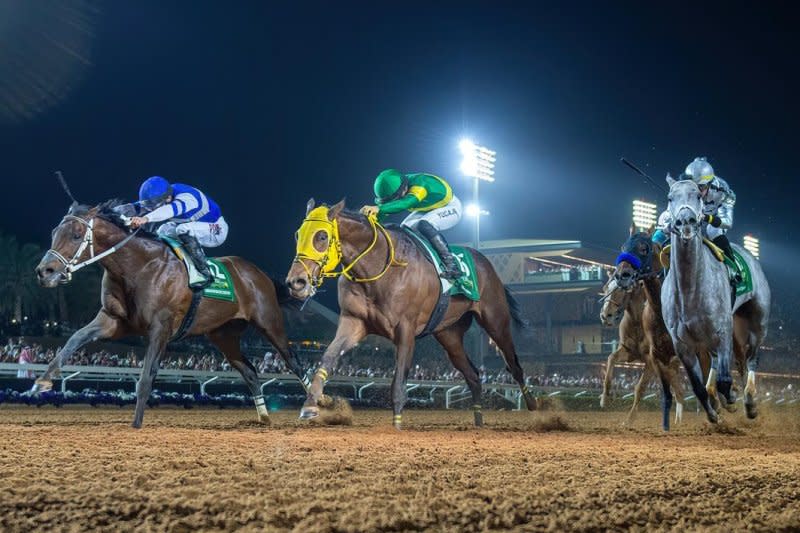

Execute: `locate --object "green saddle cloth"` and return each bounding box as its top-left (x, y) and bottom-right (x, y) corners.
top-left (159, 236), bottom-right (236, 302)
top-left (401, 229), bottom-right (480, 301)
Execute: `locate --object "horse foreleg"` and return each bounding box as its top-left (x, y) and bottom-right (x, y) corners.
top-left (390, 324), bottom-right (416, 430)
top-left (667, 358), bottom-right (686, 425)
top-left (712, 335), bottom-right (737, 412)
top-left (601, 348), bottom-right (625, 409)
top-left (678, 346), bottom-right (718, 424)
top-left (33, 310), bottom-right (127, 392)
top-left (624, 362), bottom-right (653, 426)
top-left (299, 315), bottom-right (365, 420)
top-left (132, 315), bottom-right (171, 429)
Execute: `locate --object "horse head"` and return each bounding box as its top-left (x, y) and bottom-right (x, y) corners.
top-left (667, 176), bottom-right (704, 242)
top-left (286, 198), bottom-right (346, 299)
top-left (614, 228), bottom-right (659, 290)
top-left (599, 276), bottom-right (632, 326)
top-left (36, 200), bottom-right (132, 287)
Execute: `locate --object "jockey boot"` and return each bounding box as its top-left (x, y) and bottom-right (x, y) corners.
top-left (417, 221), bottom-right (461, 280)
top-left (178, 234), bottom-right (212, 289)
top-left (712, 235), bottom-right (742, 285)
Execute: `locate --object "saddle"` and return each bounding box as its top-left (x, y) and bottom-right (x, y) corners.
top-left (385, 225), bottom-right (480, 339)
top-left (660, 239), bottom-right (753, 299)
top-left (159, 236), bottom-right (236, 302)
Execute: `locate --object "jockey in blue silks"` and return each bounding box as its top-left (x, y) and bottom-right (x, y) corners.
top-left (128, 176), bottom-right (227, 288)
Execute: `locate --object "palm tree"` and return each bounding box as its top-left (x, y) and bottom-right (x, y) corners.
top-left (0, 233), bottom-right (53, 322)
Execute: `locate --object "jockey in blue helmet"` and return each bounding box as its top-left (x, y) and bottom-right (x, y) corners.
top-left (128, 176), bottom-right (227, 288)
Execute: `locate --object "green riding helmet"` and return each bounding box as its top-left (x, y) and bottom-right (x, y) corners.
top-left (374, 169), bottom-right (409, 205)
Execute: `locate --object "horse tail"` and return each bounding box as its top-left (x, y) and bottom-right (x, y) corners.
top-left (504, 286), bottom-right (529, 329)
top-left (272, 277), bottom-right (301, 310)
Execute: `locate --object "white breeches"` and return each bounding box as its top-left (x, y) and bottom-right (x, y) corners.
top-left (401, 196), bottom-right (462, 232)
top-left (157, 217), bottom-right (229, 247)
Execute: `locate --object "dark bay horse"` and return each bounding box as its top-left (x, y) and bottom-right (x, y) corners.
top-left (34, 201), bottom-right (309, 428)
top-left (285, 199), bottom-right (536, 428)
top-left (598, 272), bottom-right (687, 429)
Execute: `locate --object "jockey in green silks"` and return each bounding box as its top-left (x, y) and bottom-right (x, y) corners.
top-left (360, 169), bottom-right (463, 280)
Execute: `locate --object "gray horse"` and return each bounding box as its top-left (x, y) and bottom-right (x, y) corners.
top-left (662, 177), bottom-right (770, 422)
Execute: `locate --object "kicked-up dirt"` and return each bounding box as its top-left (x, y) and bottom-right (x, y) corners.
top-left (1, 405), bottom-right (798, 531)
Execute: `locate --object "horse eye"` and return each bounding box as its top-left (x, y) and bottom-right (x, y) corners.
top-left (73, 233), bottom-right (82, 240)
top-left (294, 231), bottom-right (299, 242)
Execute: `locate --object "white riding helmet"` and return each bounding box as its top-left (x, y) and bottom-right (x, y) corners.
top-left (685, 156), bottom-right (715, 184)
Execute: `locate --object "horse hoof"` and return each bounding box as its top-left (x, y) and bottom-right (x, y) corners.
top-left (599, 395), bottom-right (607, 409)
top-left (474, 412), bottom-right (484, 427)
top-left (317, 394), bottom-right (334, 408)
top-left (745, 402), bottom-right (758, 420)
top-left (258, 415), bottom-right (272, 426)
top-left (706, 410), bottom-right (719, 424)
top-left (299, 406), bottom-right (319, 420)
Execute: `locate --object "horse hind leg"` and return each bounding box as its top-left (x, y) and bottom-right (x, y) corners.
top-left (624, 363), bottom-right (653, 427)
top-left (473, 301), bottom-right (536, 412)
top-left (434, 315), bottom-right (484, 427)
top-left (744, 331), bottom-right (763, 419)
top-left (208, 322), bottom-right (270, 425)
top-left (251, 304), bottom-right (311, 392)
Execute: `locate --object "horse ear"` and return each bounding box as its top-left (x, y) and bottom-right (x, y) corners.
top-left (646, 223), bottom-right (656, 235)
top-left (629, 222), bottom-right (636, 237)
top-left (666, 174), bottom-right (676, 188)
top-left (328, 198), bottom-right (346, 220)
top-left (306, 198), bottom-right (315, 216)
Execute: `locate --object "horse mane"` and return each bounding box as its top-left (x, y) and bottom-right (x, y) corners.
top-left (68, 200), bottom-right (158, 239)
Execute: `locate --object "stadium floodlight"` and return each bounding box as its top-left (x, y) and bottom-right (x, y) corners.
top-left (743, 235), bottom-right (760, 259)
top-left (459, 138), bottom-right (496, 250)
top-left (459, 138), bottom-right (495, 182)
top-left (632, 199), bottom-right (658, 231)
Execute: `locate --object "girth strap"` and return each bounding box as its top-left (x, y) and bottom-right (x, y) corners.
top-left (170, 289), bottom-right (203, 342)
top-left (390, 225), bottom-right (452, 339)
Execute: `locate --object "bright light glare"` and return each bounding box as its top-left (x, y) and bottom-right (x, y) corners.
top-left (459, 138), bottom-right (476, 155)
top-left (465, 204), bottom-right (489, 217)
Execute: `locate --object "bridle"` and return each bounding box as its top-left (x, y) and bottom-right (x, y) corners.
top-left (46, 213), bottom-right (140, 282)
top-left (293, 209), bottom-right (406, 294)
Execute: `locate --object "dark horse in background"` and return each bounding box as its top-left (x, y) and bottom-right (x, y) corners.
top-left (34, 201), bottom-right (309, 428)
top-left (286, 199), bottom-right (536, 429)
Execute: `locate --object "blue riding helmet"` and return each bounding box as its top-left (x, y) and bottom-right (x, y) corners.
top-left (138, 176), bottom-right (173, 210)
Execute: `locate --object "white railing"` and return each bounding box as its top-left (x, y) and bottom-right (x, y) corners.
top-left (0, 363), bottom-right (540, 408)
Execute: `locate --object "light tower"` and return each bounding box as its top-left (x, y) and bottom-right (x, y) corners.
top-left (743, 235), bottom-right (760, 259)
top-left (632, 199), bottom-right (658, 232)
top-left (459, 139), bottom-right (495, 249)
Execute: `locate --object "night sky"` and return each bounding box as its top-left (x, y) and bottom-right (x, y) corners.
top-left (1, 1), bottom-right (798, 310)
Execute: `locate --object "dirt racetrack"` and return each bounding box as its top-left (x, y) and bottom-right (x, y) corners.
top-left (1, 405), bottom-right (799, 532)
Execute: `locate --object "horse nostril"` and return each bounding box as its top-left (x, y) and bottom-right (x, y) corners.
top-left (622, 272), bottom-right (631, 278)
top-left (675, 220), bottom-right (683, 226)
top-left (689, 217), bottom-right (697, 225)
top-left (291, 277), bottom-right (307, 290)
